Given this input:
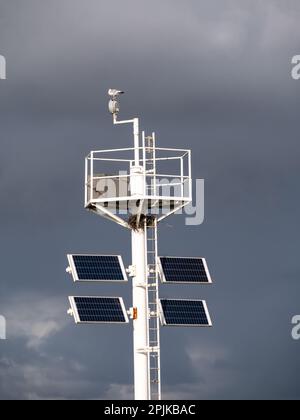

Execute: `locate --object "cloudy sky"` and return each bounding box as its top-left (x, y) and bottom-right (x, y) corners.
top-left (0, 0), bottom-right (300, 400)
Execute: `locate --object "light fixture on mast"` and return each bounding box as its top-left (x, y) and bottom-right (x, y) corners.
top-left (108, 89), bottom-right (124, 115)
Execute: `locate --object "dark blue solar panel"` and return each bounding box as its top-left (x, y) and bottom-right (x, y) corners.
top-left (159, 257), bottom-right (211, 283)
top-left (72, 255), bottom-right (126, 281)
top-left (73, 297), bottom-right (127, 323)
top-left (160, 299), bottom-right (211, 326)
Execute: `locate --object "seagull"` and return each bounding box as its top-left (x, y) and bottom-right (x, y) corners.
top-left (108, 89), bottom-right (124, 97)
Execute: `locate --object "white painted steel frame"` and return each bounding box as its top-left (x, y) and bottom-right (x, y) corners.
top-left (84, 147), bottom-right (192, 210)
top-left (130, 166), bottom-right (150, 400)
top-left (79, 104), bottom-right (199, 401)
top-left (87, 195), bottom-right (191, 203)
top-left (106, 115), bottom-right (150, 399)
top-left (92, 203), bottom-right (129, 229)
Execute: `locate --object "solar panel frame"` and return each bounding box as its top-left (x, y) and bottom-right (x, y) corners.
top-left (67, 254), bottom-right (128, 282)
top-left (69, 296), bottom-right (129, 324)
top-left (157, 256), bottom-right (212, 284)
top-left (159, 298), bottom-right (212, 327)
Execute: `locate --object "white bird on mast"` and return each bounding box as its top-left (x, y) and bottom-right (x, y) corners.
top-left (108, 89), bottom-right (124, 98)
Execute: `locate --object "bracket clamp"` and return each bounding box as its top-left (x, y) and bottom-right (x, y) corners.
top-left (126, 265), bottom-right (136, 277)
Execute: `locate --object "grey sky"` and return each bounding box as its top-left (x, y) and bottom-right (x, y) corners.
top-left (0, 0), bottom-right (300, 400)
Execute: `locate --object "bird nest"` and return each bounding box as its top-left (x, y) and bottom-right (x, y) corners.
top-left (128, 214), bottom-right (156, 231)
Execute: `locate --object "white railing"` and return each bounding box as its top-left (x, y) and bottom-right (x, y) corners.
top-left (85, 146), bottom-right (192, 208)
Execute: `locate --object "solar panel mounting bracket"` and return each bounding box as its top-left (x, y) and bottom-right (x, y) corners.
top-left (67, 308), bottom-right (74, 317)
top-left (135, 282), bottom-right (147, 289)
top-left (137, 346), bottom-right (159, 354)
top-left (127, 265), bottom-right (136, 277)
top-left (128, 307), bottom-right (138, 320)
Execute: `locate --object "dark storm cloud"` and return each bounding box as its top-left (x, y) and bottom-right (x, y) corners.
top-left (0, 0), bottom-right (300, 399)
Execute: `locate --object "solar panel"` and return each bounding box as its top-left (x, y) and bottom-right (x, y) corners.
top-left (69, 296), bottom-right (129, 324)
top-left (67, 254), bottom-right (127, 282)
top-left (159, 299), bottom-right (212, 327)
top-left (158, 257), bottom-right (212, 284)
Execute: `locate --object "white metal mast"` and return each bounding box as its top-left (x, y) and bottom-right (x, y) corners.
top-left (109, 92), bottom-right (151, 400)
top-left (69, 90), bottom-right (195, 401)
